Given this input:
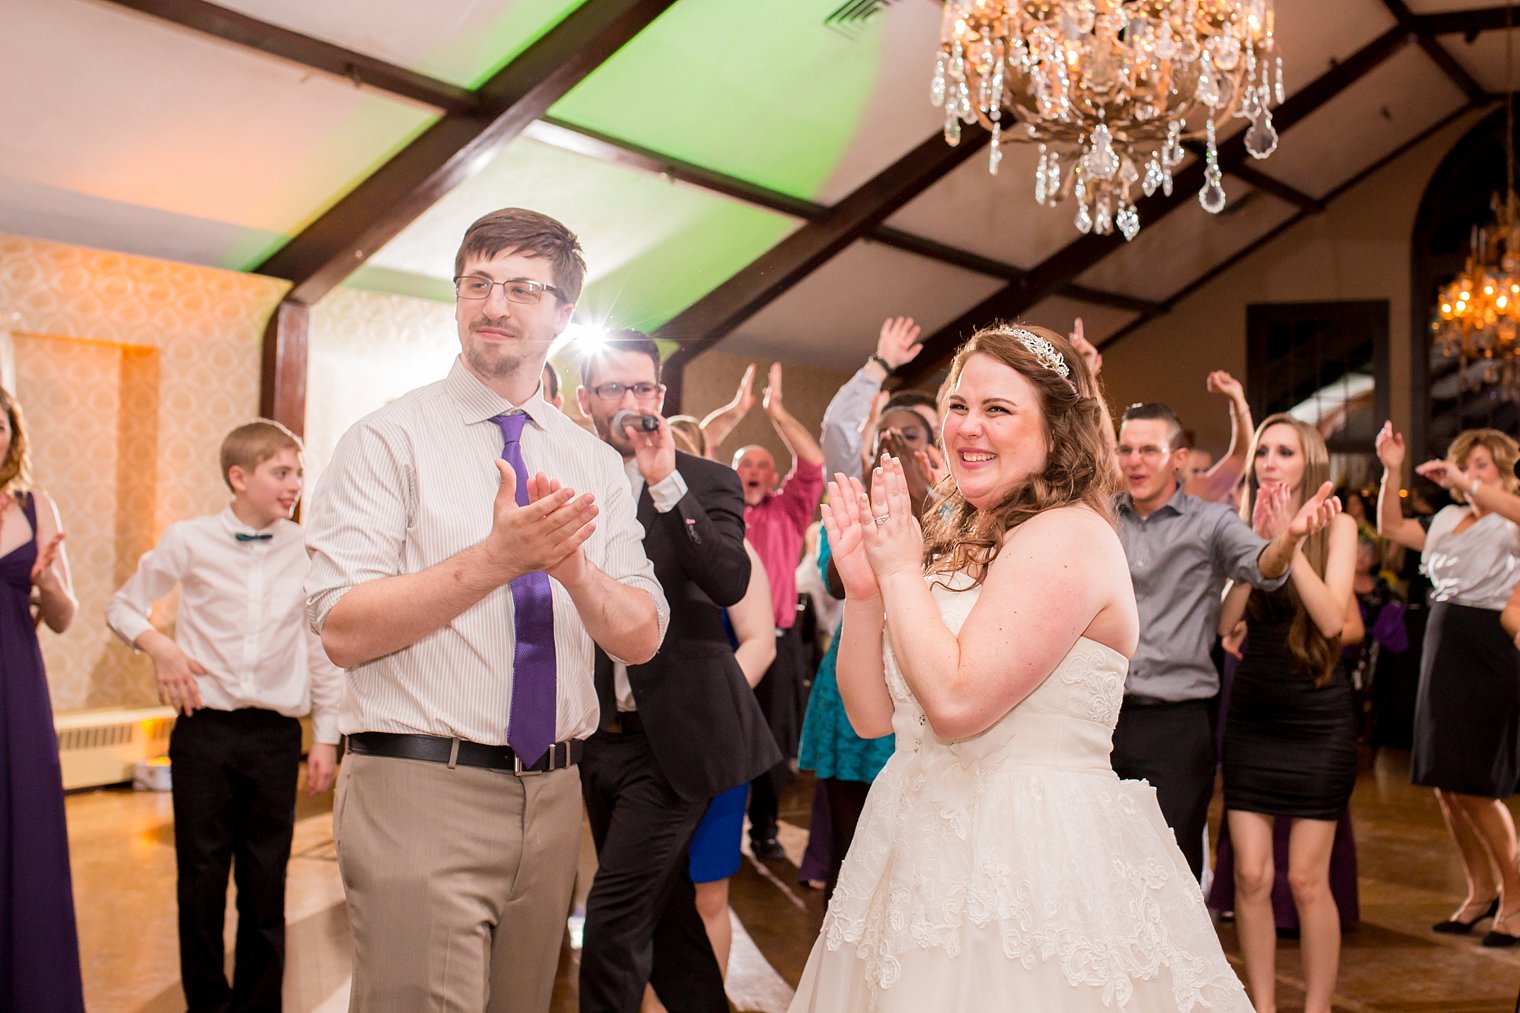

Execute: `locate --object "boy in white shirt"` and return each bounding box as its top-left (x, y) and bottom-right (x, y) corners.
top-left (106, 419), bottom-right (341, 1013)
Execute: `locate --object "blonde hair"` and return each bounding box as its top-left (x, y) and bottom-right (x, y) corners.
top-left (1239, 413), bottom-right (1337, 686)
top-left (0, 387), bottom-right (30, 498)
top-left (220, 419), bottom-right (302, 491)
top-left (921, 323), bottom-right (1118, 586)
top-left (667, 415), bottom-right (708, 458)
top-left (1448, 428), bottom-right (1520, 502)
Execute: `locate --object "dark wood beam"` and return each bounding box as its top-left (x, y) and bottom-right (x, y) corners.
top-left (1225, 163), bottom-right (1324, 212)
top-left (93, 0), bottom-right (478, 114)
top-left (658, 126), bottom-right (991, 409)
top-left (260, 300), bottom-right (309, 435)
top-left (1379, 0), bottom-right (1488, 101)
top-left (526, 118), bottom-right (828, 223)
top-left (254, 0), bottom-right (678, 306)
top-left (1096, 99), bottom-right (1484, 354)
top-left (1414, 7), bottom-right (1516, 37)
top-left (901, 25), bottom-right (1413, 385)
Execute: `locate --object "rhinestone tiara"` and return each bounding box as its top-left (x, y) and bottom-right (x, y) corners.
top-left (1009, 327), bottom-right (1070, 379)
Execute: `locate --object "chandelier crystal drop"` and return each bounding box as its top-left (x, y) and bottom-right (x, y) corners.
top-left (931, 0), bottom-right (1282, 240)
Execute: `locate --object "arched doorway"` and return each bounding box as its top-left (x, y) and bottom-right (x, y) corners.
top-left (1410, 105), bottom-right (1520, 459)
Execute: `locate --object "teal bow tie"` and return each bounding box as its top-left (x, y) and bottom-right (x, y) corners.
top-left (235, 533), bottom-right (273, 542)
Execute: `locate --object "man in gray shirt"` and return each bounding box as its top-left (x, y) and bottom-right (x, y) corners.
top-left (1114, 402), bottom-right (1332, 878)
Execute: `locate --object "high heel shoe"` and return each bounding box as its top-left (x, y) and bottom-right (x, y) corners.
top-left (1481, 908), bottom-right (1520, 947)
top-left (1432, 896), bottom-right (1499, 934)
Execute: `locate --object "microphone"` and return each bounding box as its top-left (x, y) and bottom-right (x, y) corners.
top-left (612, 409), bottom-right (660, 434)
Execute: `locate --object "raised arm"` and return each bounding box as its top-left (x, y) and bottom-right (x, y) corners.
top-left (1375, 421), bottom-right (1426, 551)
top-left (699, 364), bottom-right (756, 456)
top-left (1415, 457), bottom-right (1520, 526)
top-left (1188, 370), bottom-right (1252, 502)
top-left (821, 316), bottom-right (922, 481)
top-left (728, 541), bottom-right (777, 687)
top-left (763, 363), bottom-right (824, 468)
top-left (820, 473), bottom-right (893, 739)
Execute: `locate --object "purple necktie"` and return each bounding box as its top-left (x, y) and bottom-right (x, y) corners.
top-left (492, 412), bottom-right (557, 767)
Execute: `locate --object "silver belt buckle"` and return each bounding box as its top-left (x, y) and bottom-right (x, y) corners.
top-left (513, 745), bottom-right (549, 776)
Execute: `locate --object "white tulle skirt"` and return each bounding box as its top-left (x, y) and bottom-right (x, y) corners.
top-left (788, 759), bottom-right (1252, 1012)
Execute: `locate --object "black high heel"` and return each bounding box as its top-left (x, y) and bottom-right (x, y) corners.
top-left (1481, 908), bottom-right (1520, 947)
top-left (1432, 896), bottom-right (1499, 934)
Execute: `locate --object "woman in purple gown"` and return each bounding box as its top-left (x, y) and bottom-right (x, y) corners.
top-left (0, 385), bottom-right (85, 1010)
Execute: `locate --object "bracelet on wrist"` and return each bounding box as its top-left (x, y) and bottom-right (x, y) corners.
top-left (868, 354), bottom-right (892, 373)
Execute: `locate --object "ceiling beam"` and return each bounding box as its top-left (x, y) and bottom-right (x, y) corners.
top-left (1095, 99), bottom-right (1484, 355)
top-left (251, 0), bottom-right (677, 306)
top-left (92, 0), bottom-right (478, 114)
top-left (1414, 7), bottom-right (1517, 37)
top-left (1223, 162), bottom-right (1324, 212)
top-left (657, 126), bottom-right (991, 404)
top-left (901, 24), bottom-right (1412, 385)
top-left (1379, 0), bottom-right (1488, 102)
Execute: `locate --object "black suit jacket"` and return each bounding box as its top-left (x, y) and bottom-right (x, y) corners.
top-left (595, 451), bottom-right (782, 802)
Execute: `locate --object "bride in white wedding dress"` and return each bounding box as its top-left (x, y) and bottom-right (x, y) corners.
top-left (787, 324), bottom-right (1284, 1012)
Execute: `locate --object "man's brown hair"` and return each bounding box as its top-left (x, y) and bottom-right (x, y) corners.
top-left (455, 208), bottom-right (586, 304)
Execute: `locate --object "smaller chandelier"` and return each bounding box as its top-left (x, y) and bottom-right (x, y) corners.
top-left (931, 0), bottom-right (1283, 240)
top-left (1432, 1), bottom-right (1520, 400)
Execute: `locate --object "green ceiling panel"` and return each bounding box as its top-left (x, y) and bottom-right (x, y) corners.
top-left (418, 0), bottom-right (593, 89)
top-left (549, 0), bottom-right (883, 201)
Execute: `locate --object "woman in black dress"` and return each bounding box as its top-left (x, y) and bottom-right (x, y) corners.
top-left (1376, 423), bottom-right (1520, 945)
top-left (1220, 413), bottom-right (1357, 1013)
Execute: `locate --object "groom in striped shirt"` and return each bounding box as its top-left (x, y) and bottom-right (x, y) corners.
top-left (306, 208), bottom-right (669, 1012)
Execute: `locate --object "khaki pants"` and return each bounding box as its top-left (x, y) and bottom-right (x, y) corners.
top-left (335, 752), bottom-right (582, 1012)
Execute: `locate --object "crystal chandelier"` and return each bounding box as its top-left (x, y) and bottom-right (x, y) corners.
top-left (1431, 3), bottom-right (1520, 399)
top-left (931, 1), bottom-right (1283, 240)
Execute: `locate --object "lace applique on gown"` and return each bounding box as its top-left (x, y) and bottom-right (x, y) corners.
top-left (788, 576), bottom-right (1251, 1012)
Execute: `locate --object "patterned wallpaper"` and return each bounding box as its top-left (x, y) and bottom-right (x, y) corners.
top-left (1, 234), bottom-right (286, 712)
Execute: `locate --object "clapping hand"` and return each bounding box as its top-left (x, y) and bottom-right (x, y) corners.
top-left (880, 430), bottom-right (933, 515)
top-left (483, 463), bottom-right (597, 585)
top-left (1375, 421), bottom-right (1405, 473)
top-left (29, 531), bottom-right (65, 590)
top-left (1289, 481), bottom-right (1341, 539)
top-left (821, 474), bottom-right (879, 601)
top-left (728, 364), bottom-right (758, 417)
top-left (1253, 480), bottom-right (1340, 541)
top-left (1206, 370), bottom-right (1244, 402)
top-left (861, 455), bottom-right (924, 581)
top-left (762, 363), bottom-right (786, 418)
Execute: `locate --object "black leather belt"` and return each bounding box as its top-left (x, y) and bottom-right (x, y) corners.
top-left (346, 732), bottom-right (582, 775)
top-left (601, 710), bottom-right (644, 735)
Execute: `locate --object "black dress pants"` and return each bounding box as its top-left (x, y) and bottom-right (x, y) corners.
top-left (1110, 697), bottom-right (1216, 880)
top-left (580, 727), bottom-right (725, 1013)
top-left (169, 708), bottom-right (300, 1013)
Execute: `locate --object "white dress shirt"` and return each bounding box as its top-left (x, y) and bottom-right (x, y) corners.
top-left (106, 507), bottom-right (343, 743)
top-left (305, 357), bottom-right (670, 745)
top-left (613, 456), bottom-right (687, 712)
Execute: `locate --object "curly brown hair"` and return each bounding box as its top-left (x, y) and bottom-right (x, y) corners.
top-left (921, 323), bottom-right (1118, 585)
top-left (0, 386), bottom-right (31, 498)
top-left (1239, 414), bottom-right (1338, 687)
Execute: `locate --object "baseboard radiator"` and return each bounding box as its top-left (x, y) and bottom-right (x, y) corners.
top-left (54, 707), bottom-right (176, 790)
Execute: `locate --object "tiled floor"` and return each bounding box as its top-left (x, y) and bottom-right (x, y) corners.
top-left (68, 749), bottom-right (1520, 1011)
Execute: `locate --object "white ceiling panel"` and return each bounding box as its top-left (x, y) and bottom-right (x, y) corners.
top-left (1250, 45), bottom-right (1467, 201)
top-left (1017, 296), bottom-right (1140, 349)
top-left (0, 0), bottom-right (435, 268)
top-left (1443, 28), bottom-right (1520, 93)
top-left (886, 142), bottom-right (1200, 271)
top-left (726, 241), bottom-right (1007, 374)
top-left (1074, 188), bottom-right (1298, 301)
top-left (217, 0), bottom-right (588, 89)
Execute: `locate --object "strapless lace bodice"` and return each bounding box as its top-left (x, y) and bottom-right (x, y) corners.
top-left (790, 573), bottom-right (1251, 1013)
top-left (886, 574), bottom-right (1128, 776)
